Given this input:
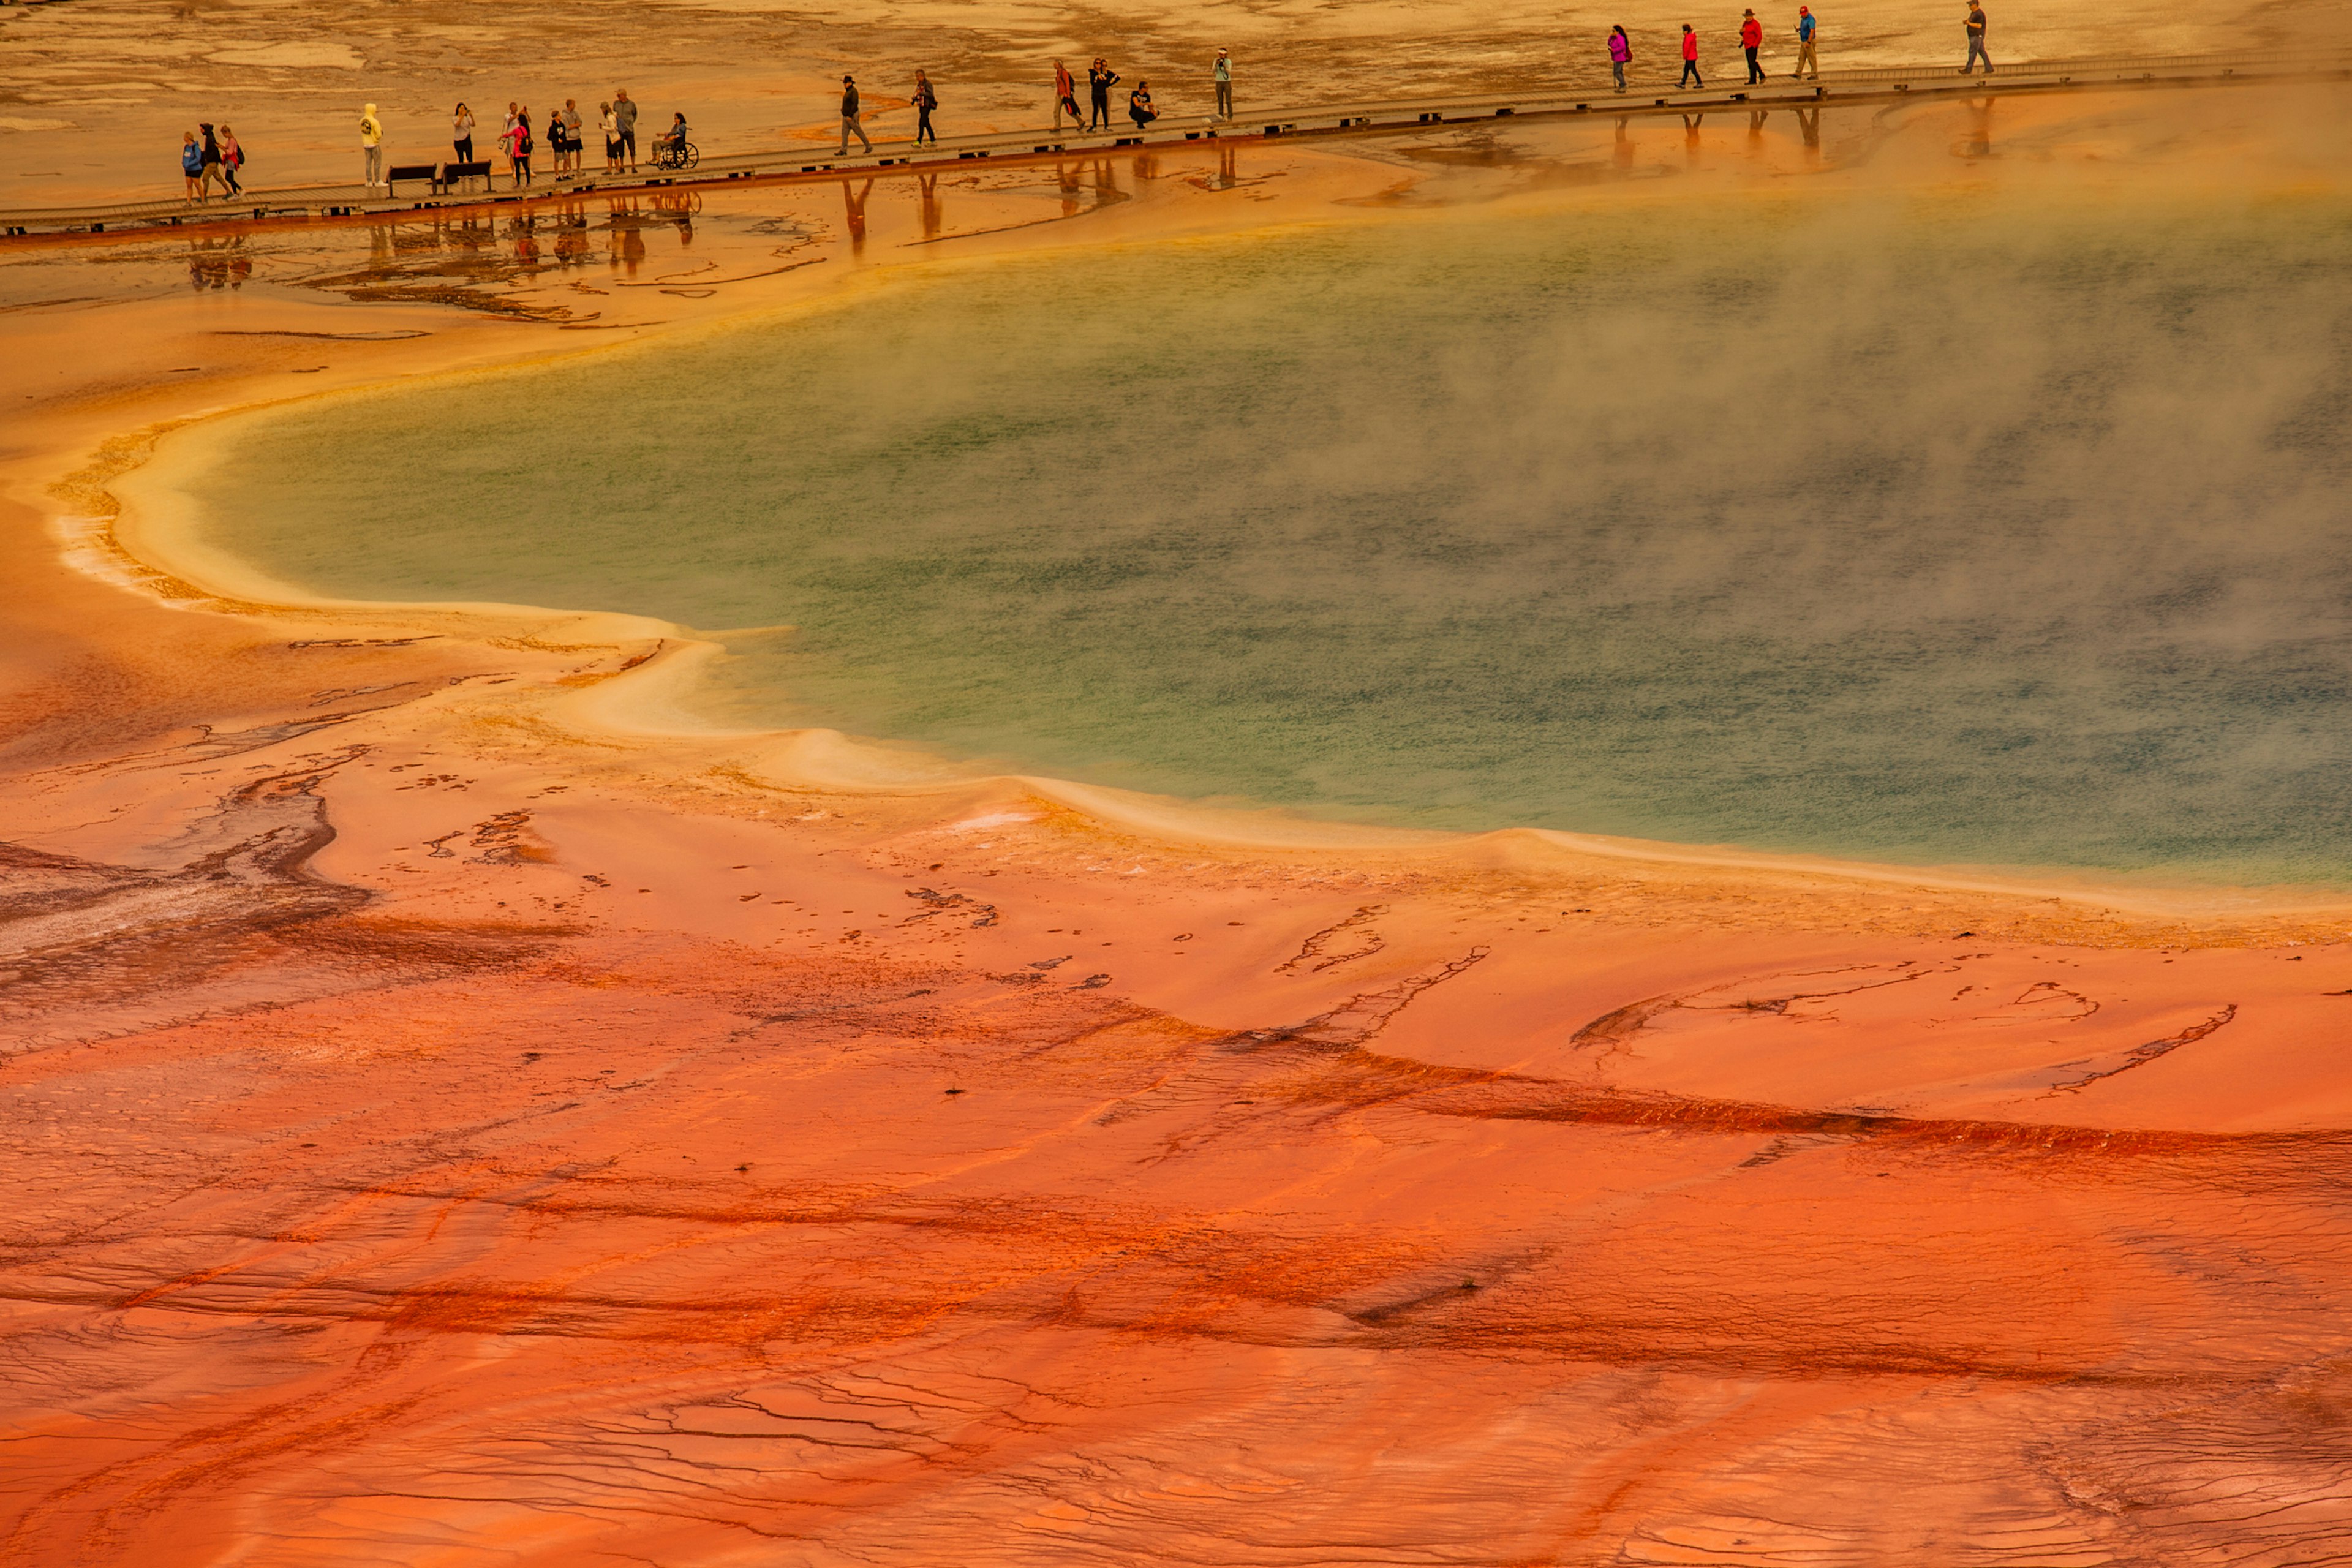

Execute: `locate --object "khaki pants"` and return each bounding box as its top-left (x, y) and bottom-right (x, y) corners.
top-left (1796, 39), bottom-right (1817, 76)
top-left (363, 145), bottom-right (382, 185)
top-left (1215, 81), bottom-right (1232, 118)
top-left (838, 114), bottom-right (870, 154)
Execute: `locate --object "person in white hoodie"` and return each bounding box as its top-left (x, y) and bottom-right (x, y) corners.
top-left (359, 102), bottom-right (383, 188)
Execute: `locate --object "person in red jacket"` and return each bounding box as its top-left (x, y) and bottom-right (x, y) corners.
top-left (1679, 23), bottom-right (1703, 87)
top-left (1740, 8), bottom-right (1765, 83)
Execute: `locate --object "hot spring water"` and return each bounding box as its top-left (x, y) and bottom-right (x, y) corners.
top-left (179, 191), bottom-right (2352, 883)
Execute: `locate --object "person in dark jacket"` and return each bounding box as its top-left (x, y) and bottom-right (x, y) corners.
top-left (1127, 80), bottom-right (1158, 127)
top-left (912, 70), bottom-right (938, 145)
top-left (1959, 1), bottom-right (1992, 73)
top-left (197, 123), bottom-right (226, 197)
top-left (837, 74), bottom-right (872, 154)
top-left (1088, 58), bottom-right (1118, 130)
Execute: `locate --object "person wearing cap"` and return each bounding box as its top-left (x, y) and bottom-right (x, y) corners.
top-left (837, 74), bottom-right (872, 154)
top-left (1959, 1), bottom-right (1992, 74)
top-left (1213, 48), bottom-right (1233, 121)
top-left (1793, 6), bottom-right (1819, 77)
top-left (359, 102), bottom-right (383, 189)
top-left (1739, 9), bottom-right (1765, 83)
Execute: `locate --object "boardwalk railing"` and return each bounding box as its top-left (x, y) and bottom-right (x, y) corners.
top-left (4, 47), bottom-right (2345, 238)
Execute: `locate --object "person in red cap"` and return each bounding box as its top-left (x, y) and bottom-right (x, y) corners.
top-left (1793, 6), bottom-right (1819, 78)
top-left (1740, 9), bottom-right (1765, 83)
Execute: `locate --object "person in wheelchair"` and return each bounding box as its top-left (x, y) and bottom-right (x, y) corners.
top-left (661, 112), bottom-right (689, 164)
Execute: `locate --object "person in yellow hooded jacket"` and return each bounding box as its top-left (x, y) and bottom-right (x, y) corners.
top-left (359, 102), bottom-right (383, 189)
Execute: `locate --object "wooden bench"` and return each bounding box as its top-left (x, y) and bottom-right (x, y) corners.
top-left (384, 162), bottom-right (439, 197)
top-left (384, 160), bottom-right (496, 198)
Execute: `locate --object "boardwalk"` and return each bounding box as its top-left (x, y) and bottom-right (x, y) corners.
top-left (3, 47), bottom-right (2342, 239)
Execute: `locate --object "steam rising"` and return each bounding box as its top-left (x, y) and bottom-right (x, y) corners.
top-left (189, 169), bottom-right (2352, 881)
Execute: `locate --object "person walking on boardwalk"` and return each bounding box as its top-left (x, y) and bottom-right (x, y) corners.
top-left (1740, 9), bottom-right (1765, 83)
top-left (218, 124), bottom-right (244, 194)
top-left (614, 88), bottom-right (639, 171)
top-left (1959, 1), bottom-right (1992, 73)
top-left (1792, 7), bottom-right (1818, 78)
top-left (197, 123), bottom-right (226, 197)
top-left (452, 102), bottom-right (475, 164)
top-left (1608, 25), bottom-right (1632, 91)
top-left (1679, 24), bottom-right (1704, 88)
top-left (1088, 58), bottom-right (1119, 131)
top-left (1054, 59), bottom-right (1081, 130)
top-left (1213, 48), bottom-right (1233, 120)
top-left (181, 131), bottom-right (204, 201)
top-left (1127, 79), bottom-right (1158, 129)
top-left (359, 102), bottom-right (384, 189)
top-left (837, 75), bottom-right (872, 154)
top-left (912, 70), bottom-right (939, 145)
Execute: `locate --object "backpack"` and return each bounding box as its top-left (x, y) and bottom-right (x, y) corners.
top-left (521, 131), bottom-right (534, 154)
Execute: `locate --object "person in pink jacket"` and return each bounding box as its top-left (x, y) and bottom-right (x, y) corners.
top-left (1608, 25), bottom-right (1632, 92)
top-left (1740, 8), bottom-right (1765, 83)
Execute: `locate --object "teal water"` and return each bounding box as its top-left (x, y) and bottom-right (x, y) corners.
top-left (187, 194), bottom-right (2352, 883)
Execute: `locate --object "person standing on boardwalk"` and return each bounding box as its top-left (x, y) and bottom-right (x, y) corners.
top-left (1679, 24), bottom-right (1703, 87)
top-left (561, 100), bottom-right (585, 173)
top-left (1088, 58), bottom-right (1119, 131)
top-left (1793, 7), bottom-right (1818, 78)
top-left (181, 132), bottom-right (204, 201)
top-left (1608, 26), bottom-right (1632, 91)
top-left (1213, 48), bottom-right (1233, 120)
top-left (219, 124), bottom-right (244, 193)
top-left (1054, 59), bottom-right (1080, 129)
top-left (452, 102), bottom-right (475, 164)
top-left (600, 102), bottom-right (619, 172)
top-left (359, 102), bottom-right (384, 189)
top-left (912, 70), bottom-right (938, 145)
top-left (503, 107), bottom-right (532, 186)
top-left (1960, 1), bottom-right (1992, 73)
top-left (613, 89), bottom-right (639, 172)
top-left (1740, 9), bottom-right (1765, 83)
top-left (837, 75), bottom-right (872, 154)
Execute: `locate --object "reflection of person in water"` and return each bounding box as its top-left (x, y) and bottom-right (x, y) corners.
top-left (842, 176), bottom-right (872, 255)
